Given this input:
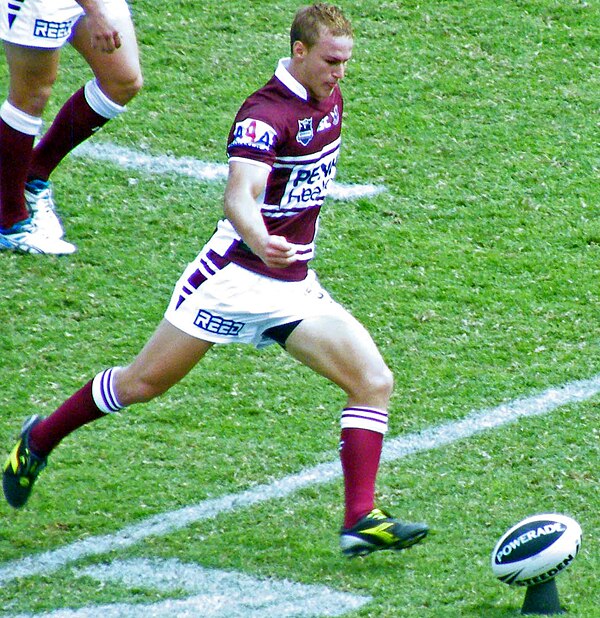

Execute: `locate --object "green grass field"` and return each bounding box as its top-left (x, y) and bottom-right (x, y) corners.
top-left (1, 0), bottom-right (598, 616)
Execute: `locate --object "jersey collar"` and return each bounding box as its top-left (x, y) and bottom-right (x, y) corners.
top-left (275, 58), bottom-right (309, 101)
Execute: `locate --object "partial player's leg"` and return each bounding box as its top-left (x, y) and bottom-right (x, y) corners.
top-left (284, 312), bottom-right (393, 409)
top-left (3, 42), bottom-right (61, 115)
top-left (3, 320), bottom-right (212, 508)
top-left (114, 320), bottom-right (213, 406)
top-left (26, 6), bottom-right (142, 241)
top-left (0, 44), bottom-right (75, 254)
top-left (285, 313), bottom-right (428, 557)
top-left (70, 6), bottom-right (142, 107)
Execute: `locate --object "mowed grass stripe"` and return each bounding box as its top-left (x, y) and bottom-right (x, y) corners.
top-left (1, 373), bottom-right (599, 584)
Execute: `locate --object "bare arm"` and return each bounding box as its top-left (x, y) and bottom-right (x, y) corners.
top-left (75, 0), bottom-right (122, 52)
top-left (223, 161), bottom-right (298, 269)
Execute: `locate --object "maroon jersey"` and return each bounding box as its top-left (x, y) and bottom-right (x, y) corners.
top-left (221, 58), bottom-right (344, 281)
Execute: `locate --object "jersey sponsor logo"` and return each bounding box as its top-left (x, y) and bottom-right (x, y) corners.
top-left (194, 309), bottom-right (245, 337)
top-left (317, 106), bottom-right (340, 133)
top-left (283, 148), bottom-right (338, 206)
top-left (230, 118), bottom-right (276, 152)
top-left (33, 18), bottom-right (75, 39)
top-left (296, 118), bottom-right (314, 146)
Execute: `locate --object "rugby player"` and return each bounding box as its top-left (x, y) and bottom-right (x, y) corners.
top-left (3, 3), bottom-right (428, 558)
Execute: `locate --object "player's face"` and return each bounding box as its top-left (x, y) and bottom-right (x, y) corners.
top-left (293, 30), bottom-right (353, 101)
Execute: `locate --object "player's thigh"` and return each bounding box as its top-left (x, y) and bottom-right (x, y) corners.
top-left (117, 319), bottom-right (213, 404)
top-left (69, 11), bottom-right (141, 103)
top-left (284, 312), bottom-right (393, 404)
top-left (4, 42), bottom-right (60, 114)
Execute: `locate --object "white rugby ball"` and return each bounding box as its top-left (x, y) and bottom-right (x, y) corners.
top-left (491, 513), bottom-right (582, 587)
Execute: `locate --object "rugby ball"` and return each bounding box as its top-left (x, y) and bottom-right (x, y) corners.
top-left (491, 513), bottom-right (582, 587)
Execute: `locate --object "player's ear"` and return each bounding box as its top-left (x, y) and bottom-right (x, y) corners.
top-left (292, 40), bottom-right (307, 59)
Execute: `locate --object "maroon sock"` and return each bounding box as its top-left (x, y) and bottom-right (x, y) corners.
top-left (340, 427), bottom-right (383, 529)
top-left (28, 380), bottom-right (106, 457)
top-left (28, 87), bottom-right (109, 182)
top-left (0, 119), bottom-right (34, 228)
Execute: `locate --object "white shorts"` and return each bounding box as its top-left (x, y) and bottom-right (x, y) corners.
top-left (0, 0), bottom-right (131, 48)
top-left (164, 260), bottom-right (349, 349)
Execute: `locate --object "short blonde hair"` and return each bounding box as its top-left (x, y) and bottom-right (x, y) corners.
top-left (290, 3), bottom-right (353, 53)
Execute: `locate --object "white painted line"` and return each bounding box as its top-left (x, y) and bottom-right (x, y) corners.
top-left (72, 142), bottom-right (386, 200)
top-left (381, 373), bottom-right (600, 463)
top-left (12, 558), bottom-right (370, 618)
top-left (1, 373), bottom-right (599, 585)
top-left (74, 142), bottom-right (227, 182)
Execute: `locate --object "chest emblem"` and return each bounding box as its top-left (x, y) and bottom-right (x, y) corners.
top-left (296, 118), bottom-right (314, 146)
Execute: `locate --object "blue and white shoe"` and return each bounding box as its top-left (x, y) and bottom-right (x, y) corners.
top-left (25, 179), bottom-right (66, 241)
top-left (0, 218), bottom-right (76, 255)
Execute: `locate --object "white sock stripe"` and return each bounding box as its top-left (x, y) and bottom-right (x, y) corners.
top-left (344, 405), bottom-right (387, 416)
top-left (84, 79), bottom-right (126, 119)
top-left (92, 368), bottom-right (124, 413)
top-left (340, 417), bottom-right (389, 434)
top-left (104, 368), bottom-right (124, 411)
top-left (0, 100), bottom-right (42, 136)
top-left (341, 407), bottom-right (388, 434)
top-left (342, 407), bottom-right (388, 422)
top-left (102, 368), bottom-right (119, 411)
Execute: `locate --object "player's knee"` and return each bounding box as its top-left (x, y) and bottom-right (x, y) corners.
top-left (9, 84), bottom-right (53, 117)
top-left (124, 71), bottom-right (143, 102)
top-left (116, 371), bottom-right (165, 405)
top-left (97, 70), bottom-right (142, 107)
top-left (113, 71), bottom-right (143, 105)
top-left (134, 378), bottom-right (166, 403)
top-left (354, 363), bottom-right (394, 403)
top-left (373, 364), bottom-right (394, 399)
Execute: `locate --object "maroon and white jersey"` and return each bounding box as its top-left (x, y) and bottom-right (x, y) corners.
top-left (215, 58), bottom-right (343, 282)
